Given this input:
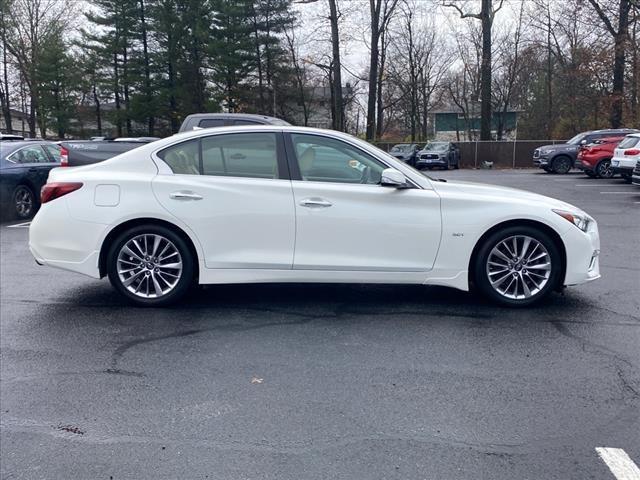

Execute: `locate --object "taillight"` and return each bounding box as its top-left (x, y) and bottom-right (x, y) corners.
top-left (624, 149), bottom-right (640, 155)
top-left (41, 182), bottom-right (83, 203)
top-left (60, 146), bottom-right (69, 166)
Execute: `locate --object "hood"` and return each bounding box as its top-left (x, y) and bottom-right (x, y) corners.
top-left (431, 179), bottom-right (585, 214)
top-left (537, 143), bottom-right (579, 154)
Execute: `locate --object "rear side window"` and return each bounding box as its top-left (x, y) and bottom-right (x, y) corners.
top-left (158, 139), bottom-right (200, 175)
top-left (43, 144), bottom-right (61, 162)
top-left (202, 133), bottom-right (278, 179)
top-left (232, 120), bottom-right (260, 126)
top-left (198, 119), bottom-right (225, 128)
top-left (158, 133), bottom-right (279, 179)
top-left (618, 136), bottom-right (640, 149)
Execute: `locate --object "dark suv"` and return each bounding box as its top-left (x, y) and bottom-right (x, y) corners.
top-left (533, 129), bottom-right (639, 174)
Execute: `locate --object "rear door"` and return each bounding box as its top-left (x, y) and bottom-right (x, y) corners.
top-left (152, 131), bottom-right (296, 269)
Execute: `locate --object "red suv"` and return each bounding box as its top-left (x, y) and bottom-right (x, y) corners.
top-left (577, 136), bottom-right (624, 178)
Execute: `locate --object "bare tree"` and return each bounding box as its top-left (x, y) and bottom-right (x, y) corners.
top-left (3, 0), bottom-right (70, 137)
top-left (586, 0), bottom-right (633, 127)
top-left (444, 0), bottom-right (504, 140)
top-left (365, 0), bottom-right (399, 140)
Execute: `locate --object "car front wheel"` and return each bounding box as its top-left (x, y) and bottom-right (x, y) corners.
top-left (473, 226), bottom-right (562, 307)
top-left (107, 225), bottom-right (194, 306)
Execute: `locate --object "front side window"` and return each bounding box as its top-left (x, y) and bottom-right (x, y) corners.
top-left (8, 145), bottom-right (49, 164)
top-left (290, 133), bottom-right (386, 185)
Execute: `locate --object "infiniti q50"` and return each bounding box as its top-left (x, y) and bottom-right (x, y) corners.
top-left (29, 126), bottom-right (601, 307)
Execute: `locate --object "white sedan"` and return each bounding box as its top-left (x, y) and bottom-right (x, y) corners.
top-left (29, 126), bottom-right (601, 307)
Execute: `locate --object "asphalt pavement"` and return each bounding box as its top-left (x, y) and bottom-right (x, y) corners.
top-left (1, 169), bottom-right (639, 480)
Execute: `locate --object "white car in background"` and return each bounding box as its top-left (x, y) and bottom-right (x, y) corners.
top-left (611, 133), bottom-right (640, 181)
top-left (29, 126), bottom-right (600, 307)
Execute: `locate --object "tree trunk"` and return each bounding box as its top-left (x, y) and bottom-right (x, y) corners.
top-left (93, 82), bottom-right (102, 135)
top-left (113, 50), bottom-right (122, 137)
top-left (479, 0), bottom-right (492, 140)
top-left (139, 0), bottom-right (154, 135)
top-left (366, 0), bottom-right (380, 140)
top-left (328, 0), bottom-right (343, 131)
top-left (1, 22), bottom-right (12, 132)
top-left (610, 0), bottom-right (631, 128)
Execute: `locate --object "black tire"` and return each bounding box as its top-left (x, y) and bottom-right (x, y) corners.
top-left (595, 159), bottom-right (614, 179)
top-left (473, 225), bottom-right (563, 307)
top-left (443, 156), bottom-right (450, 170)
top-left (12, 185), bottom-right (36, 220)
top-left (542, 166), bottom-right (552, 173)
top-left (622, 174), bottom-right (632, 183)
top-left (106, 224), bottom-right (195, 307)
top-left (551, 156), bottom-right (572, 174)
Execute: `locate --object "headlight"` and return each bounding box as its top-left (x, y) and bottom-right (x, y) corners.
top-left (553, 209), bottom-right (591, 232)
top-left (541, 149), bottom-right (554, 156)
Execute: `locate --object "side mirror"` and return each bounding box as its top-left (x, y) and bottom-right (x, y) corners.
top-left (381, 168), bottom-right (409, 188)
top-left (580, 139), bottom-right (587, 145)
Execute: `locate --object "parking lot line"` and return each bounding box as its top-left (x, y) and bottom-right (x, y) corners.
top-left (596, 448), bottom-right (640, 480)
top-left (6, 222), bottom-right (31, 228)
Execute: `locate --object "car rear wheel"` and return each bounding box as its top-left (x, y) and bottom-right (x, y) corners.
top-left (473, 226), bottom-right (562, 307)
top-left (551, 156), bottom-right (572, 174)
top-left (107, 225), bottom-right (194, 306)
top-left (595, 159), bottom-right (614, 178)
top-left (13, 185), bottom-right (36, 220)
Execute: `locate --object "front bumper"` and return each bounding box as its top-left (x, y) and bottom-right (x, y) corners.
top-left (533, 157), bottom-right (549, 167)
top-left (563, 220), bottom-right (601, 287)
top-left (416, 158), bottom-right (446, 167)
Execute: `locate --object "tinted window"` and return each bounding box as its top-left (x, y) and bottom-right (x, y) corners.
top-left (8, 145), bottom-right (49, 164)
top-left (201, 133), bottom-right (278, 179)
top-left (618, 136), bottom-right (640, 149)
top-left (290, 134), bottom-right (385, 184)
top-left (198, 119), bottom-right (225, 128)
top-left (158, 139), bottom-right (200, 175)
top-left (43, 144), bottom-right (61, 162)
top-left (232, 120), bottom-right (260, 126)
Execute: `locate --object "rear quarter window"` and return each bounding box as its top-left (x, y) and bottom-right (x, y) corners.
top-left (618, 136), bottom-right (640, 149)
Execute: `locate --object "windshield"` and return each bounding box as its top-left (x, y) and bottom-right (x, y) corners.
top-left (424, 142), bottom-right (448, 152)
top-left (567, 133), bottom-right (587, 145)
top-left (390, 144), bottom-right (411, 153)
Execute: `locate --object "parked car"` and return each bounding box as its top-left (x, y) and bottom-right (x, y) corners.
top-left (178, 113), bottom-right (290, 132)
top-left (533, 129), bottom-right (639, 174)
top-left (389, 143), bottom-right (421, 166)
top-left (576, 136), bottom-right (625, 178)
top-left (0, 140), bottom-right (61, 219)
top-left (631, 160), bottom-right (640, 187)
top-left (611, 133), bottom-right (640, 182)
top-left (415, 142), bottom-right (460, 170)
top-left (59, 138), bottom-right (159, 167)
top-left (30, 126), bottom-right (600, 308)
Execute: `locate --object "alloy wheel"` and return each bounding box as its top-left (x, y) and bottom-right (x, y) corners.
top-left (485, 235), bottom-right (551, 300)
top-left (14, 186), bottom-right (34, 218)
top-left (116, 234), bottom-right (183, 299)
top-left (596, 160), bottom-right (614, 178)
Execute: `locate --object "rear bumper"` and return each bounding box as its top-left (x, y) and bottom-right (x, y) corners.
top-left (29, 199), bottom-right (106, 279)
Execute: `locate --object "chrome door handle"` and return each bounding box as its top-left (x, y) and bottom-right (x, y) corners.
top-left (170, 191), bottom-right (203, 201)
top-left (299, 198), bottom-right (332, 208)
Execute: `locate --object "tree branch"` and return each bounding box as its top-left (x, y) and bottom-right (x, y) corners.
top-left (442, 2), bottom-right (481, 19)
top-left (586, 0), bottom-right (617, 36)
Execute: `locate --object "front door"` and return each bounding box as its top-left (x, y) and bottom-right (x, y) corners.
top-left (286, 132), bottom-right (441, 272)
top-left (152, 131), bottom-right (295, 269)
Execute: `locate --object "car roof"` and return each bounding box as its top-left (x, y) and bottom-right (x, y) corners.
top-left (184, 113), bottom-right (288, 123)
top-left (587, 128), bottom-right (639, 134)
